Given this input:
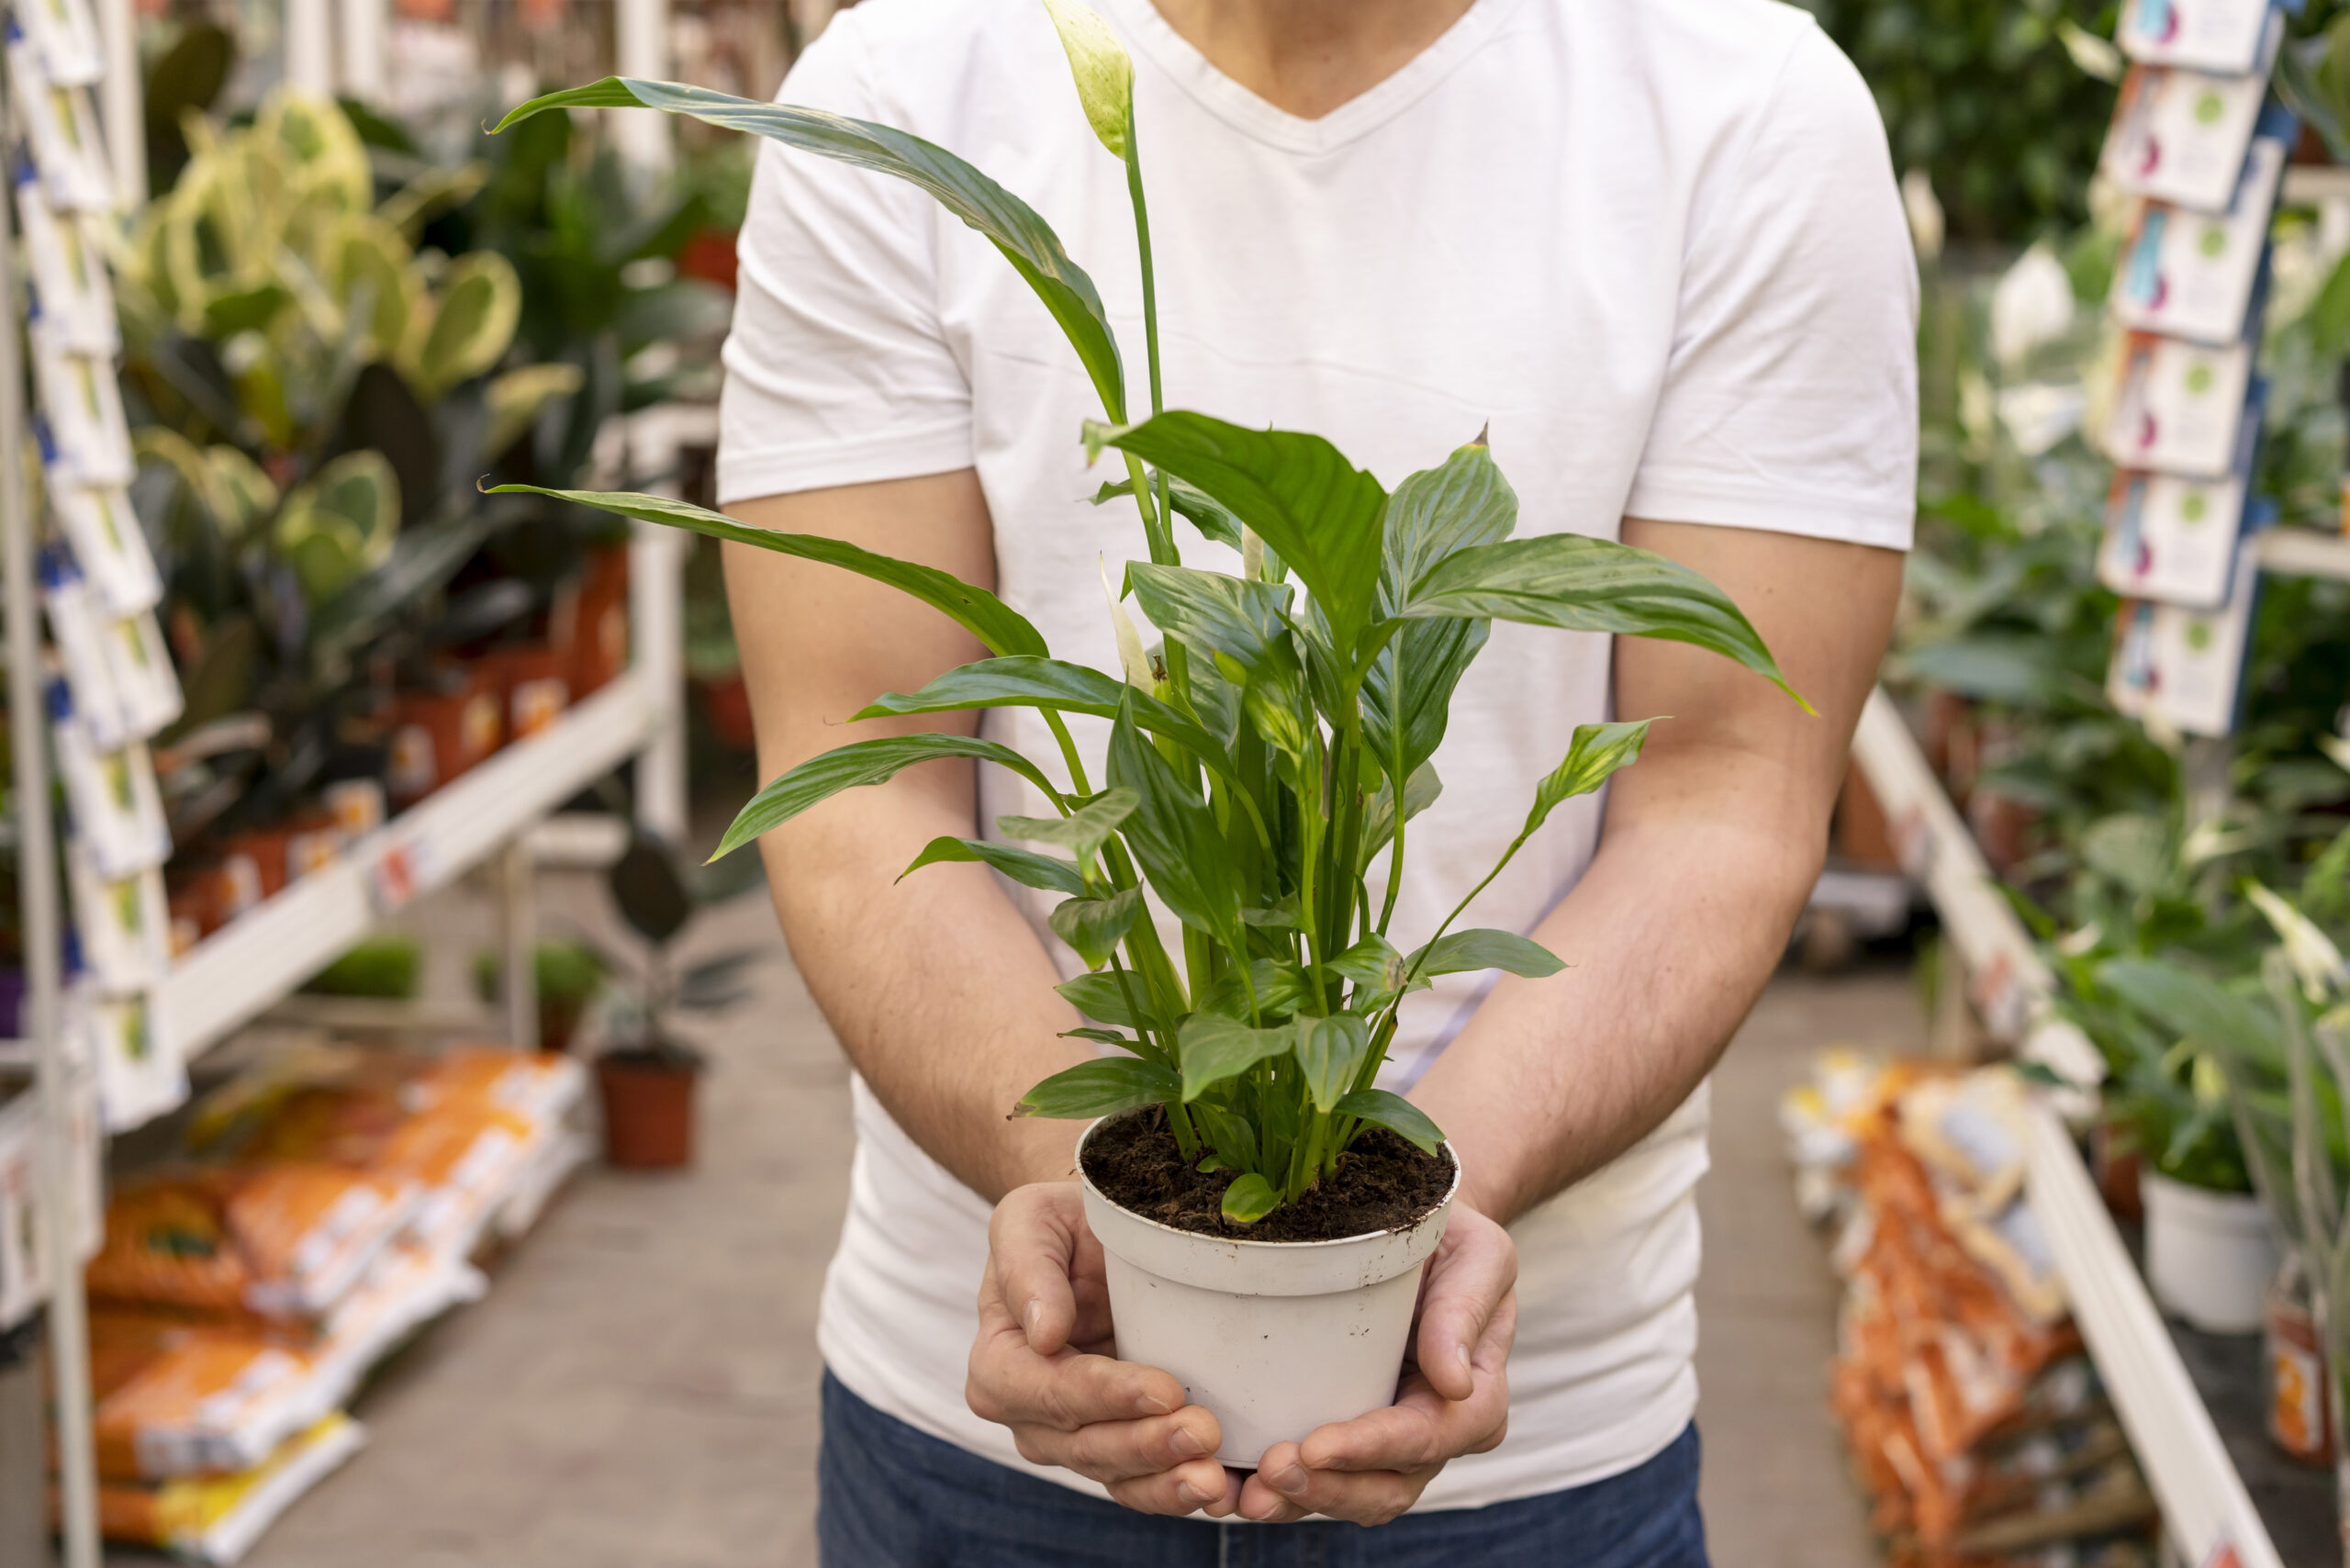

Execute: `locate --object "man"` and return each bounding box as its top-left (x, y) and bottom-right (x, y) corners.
top-left (716, 0), bottom-right (1914, 1560)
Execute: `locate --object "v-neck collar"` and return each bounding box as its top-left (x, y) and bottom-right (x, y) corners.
top-left (1098, 0), bottom-right (1528, 156)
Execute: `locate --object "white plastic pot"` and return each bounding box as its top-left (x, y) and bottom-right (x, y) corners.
top-left (1076, 1115), bottom-right (1460, 1466)
top-left (2142, 1170), bottom-right (2277, 1335)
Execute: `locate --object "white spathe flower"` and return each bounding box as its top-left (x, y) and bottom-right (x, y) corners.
top-left (1991, 245), bottom-right (2078, 371)
top-left (2319, 731), bottom-right (2350, 777)
top-left (2054, 923), bottom-right (2104, 958)
top-left (1901, 168), bottom-right (1944, 263)
top-left (2247, 880), bottom-right (2350, 1003)
top-left (2055, 18), bottom-right (2124, 83)
top-left (1241, 525), bottom-right (1264, 584)
top-left (1040, 0), bottom-right (1134, 160)
top-left (1099, 555), bottom-right (1152, 690)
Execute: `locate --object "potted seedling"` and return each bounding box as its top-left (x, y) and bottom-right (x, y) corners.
top-left (487, 5), bottom-right (1804, 1459)
top-left (473, 937), bottom-right (606, 1053)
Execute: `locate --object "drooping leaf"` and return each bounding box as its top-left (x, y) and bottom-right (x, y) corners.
top-left (1048, 886), bottom-right (1143, 969)
top-left (1038, 0), bottom-right (1134, 159)
top-left (1091, 473), bottom-right (1244, 553)
top-left (1295, 1014), bottom-right (1371, 1114)
top-left (1405, 533), bottom-right (1804, 707)
top-left (1090, 414), bottom-right (1389, 654)
top-left (487, 485), bottom-right (1048, 658)
top-left (1335, 1089), bottom-right (1445, 1156)
top-left (1107, 697), bottom-right (1242, 950)
top-left (1361, 762), bottom-right (1441, 861)
top-left (1016, 1055), bottom-right (1180, 1119)
top-left (1062, 1026), bottom-right (1135, 1047)
top-left (1058, 970), bottom-right (1149, 1029)
top-left (1408, 929), bottom-right (1564, 980)
top-left (1220, 1172), bottom-right (1281, 1224)
top-left (856, 656), bottom-right (1223, 763)
top-left (717, 734), bottom-right (1059, 858)
top-left (494, 79), bottom-right (1126, 420)
top-left (1517, 720), bottom-right (1653, 842)
top-left (999, 788), bottom-right (1138, 861)
top-left (899, 835), bottom-right (1087, 897)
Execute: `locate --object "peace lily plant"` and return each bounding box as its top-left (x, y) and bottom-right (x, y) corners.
top-left (489, 4), bottom-right (1804, 1228)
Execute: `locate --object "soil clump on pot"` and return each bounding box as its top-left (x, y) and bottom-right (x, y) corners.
top-left (1082, 1106), bottom-right (1452, 1243)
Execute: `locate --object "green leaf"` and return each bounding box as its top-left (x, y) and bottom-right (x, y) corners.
top-left (1192, 1101), bottom-right (1259, 1172)
top-left (487, 485), bottom-right (1048, 658)
top-left (1091, 474), bottom-right (1243, 552)
top-left (1361, 762), bottom-right (1442, 862)
top-left (410, 251), bottom-right (520, 398)
top-left (1199, 958), bottom-right (1309, 1021)
top-left (1062, 1026), bottom-right (1136, 1047)
top-left (2101, 958), bottom-right (2281, 1063)
top-left (900, 836), bottom-right (1087, 897)
top-left (1107, 697), bottom-right (1243, 951)
top-left (1382, 437), bottom-right (1517, 591)
top-left (1326, 935), bottom-right (1405, 996)
top-left (1016, 1056), bottom-right (1180, 1119)
top-left (1090, 414), bottom-right (1389, 655)
top-left (1241, 895), bottom-right (1302, 931)
top-left (1125, 564), bottom-right (1292, 677)
top-left (1519, 720), bottom-right (1653, 842)
top-left (1408, 929), bottom-right (1563, 980)
top-left (275, 450), bottom-right (398, 605)
top-left (1364, 616), bottom-right (1486, 787)
top-left (1048, 886), bottom-right (1143, 969)
top-left (1038, 0), bottom-right (1133, 160)
top-left (1295, 1014), bottom-right (1371, 1114)
top-left (1058, 971), bottom-right (1147, 1029)
top-left (1179, 1013), bottom-right (1298, 1100)
top-left (1220, 1172), bottom-right (1281, 1224)
top-left (1335, 1089), bottom-right (1445, 1156)
top-left (1405, 533), bottom-right (1804, 708)
top-left (999, 788), bottom-right (1138, 861)
top-left (494, 79), bottom-right (1126, 420)
top-left (718, 734), bottom-right (1058, 858)
top-left (856, 657), bottom-right (1223, 763)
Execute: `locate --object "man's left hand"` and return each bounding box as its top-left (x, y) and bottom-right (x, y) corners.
top-left (1236, 1203), bottom-right (1517, 1524)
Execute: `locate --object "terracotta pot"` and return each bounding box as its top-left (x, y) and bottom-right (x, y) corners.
top-left (387, 677), bottom-right (503, 804)
top-left (699, 671), bottom-right (755, 750)
top-left (216, 829), bottom-right (290, 919)
top-left (485, 644), bottom-right (571, 740)
top-left (540, 991), bottom-right (591, 1055)
top-left (1834, 761), bottom-right (1899, 870)
top-left (2090, 1118), bottom-right (2143, 1225)
top-left (677, 229), bottom-right (739, 294)
top-left (598, 1052), bottom-right (699, 1170)
top-left (559, 548), bottom-right (631, 701)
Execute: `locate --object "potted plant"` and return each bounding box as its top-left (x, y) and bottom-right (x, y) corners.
top-left (591, 831), bottom-right (755, 1169)
top-left (472, 938), bottom-right (606, 1054)
top-left (486, 6), bottom-right (1802, 1459)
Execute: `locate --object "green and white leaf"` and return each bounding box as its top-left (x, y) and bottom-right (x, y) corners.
top-left (1107, 698), bottom-right (1244, 951)
top-left (1361, 762), bottom-right (1442, 861)
top-left (1294, 1014), bottom-right (1371, 1114)
top-left (1091, 473), bottom-right (1244, 553)
top-left (1518, 720), bottom-right (1653, 842)
top-left (1000, 787), bottom-right (1138, 862)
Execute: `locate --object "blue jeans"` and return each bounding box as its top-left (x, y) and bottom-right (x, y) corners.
top-left (817, 1371), bottom-right (1711, 1567)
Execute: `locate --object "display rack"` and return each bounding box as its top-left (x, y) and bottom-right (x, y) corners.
top-left (1852, 689), bottom-right (2288, 1568)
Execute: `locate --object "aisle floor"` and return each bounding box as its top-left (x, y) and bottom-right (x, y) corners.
top-left (194, 887), bottom-right (1922, 1568)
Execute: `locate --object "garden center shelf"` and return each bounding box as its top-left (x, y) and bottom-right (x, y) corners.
top-left (161, 668), bottom-right (661, 1062)
top-left (1850, 691), bottom-right (2288, 1568)
top-left (2253, 527), bottom-right (2350, 582)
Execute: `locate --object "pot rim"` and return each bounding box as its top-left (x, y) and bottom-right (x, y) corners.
top-left (1076, 1111), bottom-right (1461, 1252)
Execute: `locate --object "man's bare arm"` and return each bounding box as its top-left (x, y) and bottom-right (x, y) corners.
top-left (1410, 520), bottom-right (1902, 1225)
top-left (722, 471), bottom-right (1088, 1202)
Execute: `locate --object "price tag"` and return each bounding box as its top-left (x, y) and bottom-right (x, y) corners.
top-left (366, 835), bottom-right (431, 914)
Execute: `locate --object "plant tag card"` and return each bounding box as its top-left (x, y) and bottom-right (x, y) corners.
top-left (2110, 136), bottom-right (2283, 344)
top-left (29, 333), bottom-right (132, 485)
top-left (0, 1109), bottom-right (41, 1328)
top-left (2099, 17), bottom-right (2281, 213)
top-left (10, 0), bottom-right (100, 84)
top-left (5, 30), bottom-right (112, 211)
top-left (67, 981), bottom-right (185, 1133)
top-left (2101, 335), bottom-right (2252, 477)
top-left (2098, 468), bottom-right (2247, 607)
top-left (2105, 538), bottom-right (2258, 736)
top-left (66, 840), bottom-right (169, 994)
top-left (40, 548), bottom-right (129, 748)
top-left (103, 610), bottom-right (180, 738)
top-left (14, 161), bottom-right (117, 353)
top-left (46, 476), bottom-right (161, 616)
top-left (2118, 0), bottom-right (2277, 72)
top-left (51, 693), bottom-right (170, 878)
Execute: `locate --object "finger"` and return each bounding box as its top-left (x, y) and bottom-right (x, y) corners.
top-left (967, 1337), bottom-right (1187, 1431)
top-left (989, 1182), bottom-right (1091, 1356)
top-left (1241, 1445), bottom-right (1434, 1527)
top-left (1413, 1208), bottom-right (1516, 1404)
top-left (1012, 1406), bottom-right (1223, 1483)
top-left (1105, 1458), bottom-right (1242, 1518)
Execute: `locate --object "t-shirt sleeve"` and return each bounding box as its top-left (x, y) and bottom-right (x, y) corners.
top-left (716, 15), bottom-right (974, 504)
top-left (1623, 24), bottom-right (1919, 551)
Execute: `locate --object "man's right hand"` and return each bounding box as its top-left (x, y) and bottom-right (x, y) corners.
top-left (966, 1182), bottom-right (1242, 1518)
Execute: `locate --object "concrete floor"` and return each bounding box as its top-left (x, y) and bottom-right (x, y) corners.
top-left (192, 882), bottom-right (1919, 1568)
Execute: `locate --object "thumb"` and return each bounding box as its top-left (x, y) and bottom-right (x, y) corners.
top-left (990, 1182), bottom-right (1090, 1357)
top-left (1416, 1207), bottom-right (1516, 1404)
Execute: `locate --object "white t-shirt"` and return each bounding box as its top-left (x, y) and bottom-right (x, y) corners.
top-left (719, 0), bottom-right (1916, 1511)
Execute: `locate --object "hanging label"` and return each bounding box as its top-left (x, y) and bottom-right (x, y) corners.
top-left (2107, 536), bottom-right (2261, 736)
top-left (2118, 0), bottom-right (2277, 73)
top-left (2101, 335), bottom-right (2254, 478)
top-left (2100, 15), bottom-right (2282, 213)
top-left (13, 161), bottom-right (117, 353)
top-left (2111, 136), bottom-right (2283, 345)
top-left (4, 29), bottom-right (113, 211)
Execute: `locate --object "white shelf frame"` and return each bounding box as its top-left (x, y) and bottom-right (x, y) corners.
top-left (1850, 689), bottom-right (2282, 1568)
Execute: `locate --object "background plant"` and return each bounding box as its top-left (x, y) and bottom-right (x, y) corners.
top-left (478, 7), bottom-right (1804, 1225)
